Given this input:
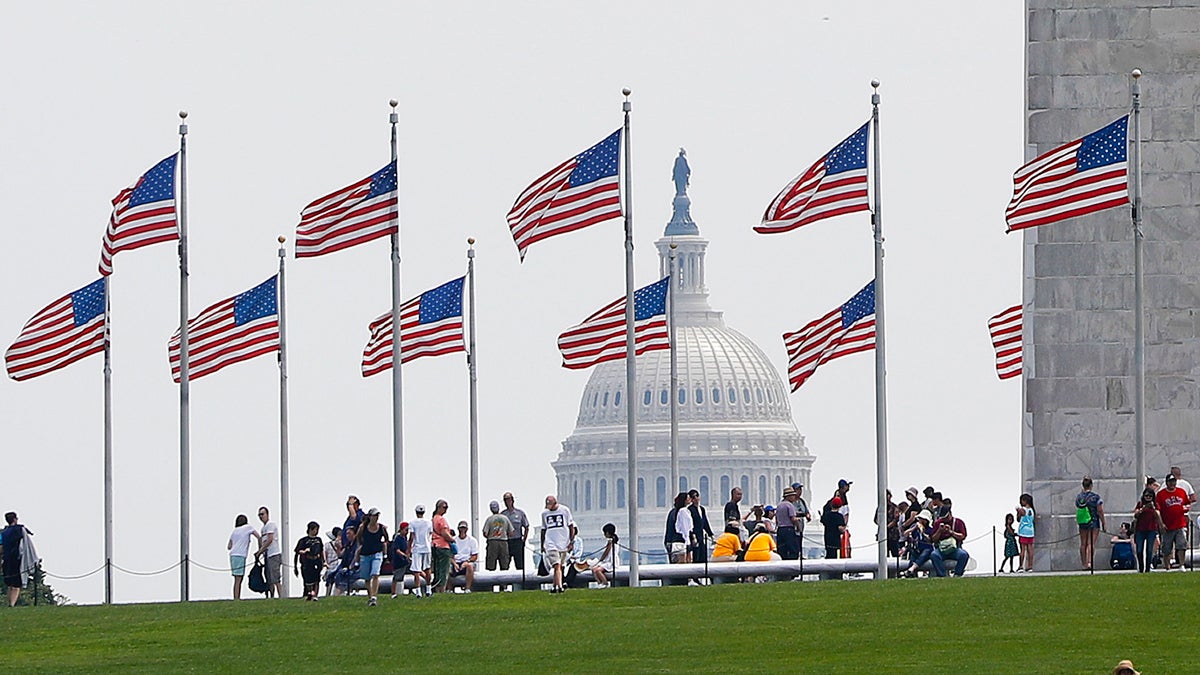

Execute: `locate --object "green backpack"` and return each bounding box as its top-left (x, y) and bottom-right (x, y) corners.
top-left (1075, 495), bottom-right (1093, 525)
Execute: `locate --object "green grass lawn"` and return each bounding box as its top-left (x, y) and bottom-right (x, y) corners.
top-left (0, 573), bottom-right (1193, 673)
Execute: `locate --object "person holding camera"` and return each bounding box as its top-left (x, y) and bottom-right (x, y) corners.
top-left (1132, 487), bottom-right (1162, 572)
top-left (929, 499), bottom-right (969, 577)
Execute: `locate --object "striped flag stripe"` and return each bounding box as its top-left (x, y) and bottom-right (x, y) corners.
top-left (756, 123), bottom-right (871, 235)
top-left (783, 282), bottom-right (876, 391)
top-left (168, 277), bottom-right (280, 382)
top-left (99, 156), bottom-right (179, 276)
top-left (1005, 116), bottom-right (1128, 232)
top-left (5, 279), bottom-right (107, 381)
top-left (988, 305), bottom-right (1022, 380)
top-left (361, 278), bottom-right (466, 377)
top-left (295, 164), bottom-right (398, 258)
top-left (556, 278), bottom-right (670, 370)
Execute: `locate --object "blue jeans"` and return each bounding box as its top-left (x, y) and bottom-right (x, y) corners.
top-left (1134, 530), bottom-right (1157, 572)
top-left (909, 547), bottom-right (933, 571)
top-left (930, 547), bottom-right (969, 577)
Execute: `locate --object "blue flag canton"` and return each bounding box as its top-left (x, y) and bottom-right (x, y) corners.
top-left (130, 154), bottom-right (178, 207)
top-left (1077, 116), bottom-right (1128, 172)
top-left (825, 123), bottom-right (870, 176)
top-left (569, 129), bottom-right (621, 188)
top-left (419, 277), bottom-right (465, 324)
top-left (633, 277), bottom-right (670, 321)
top-left (71, 279), bottom-right (107, 326)
top-left (367, 162), bottom-right (398, 198)
top-left (841, 280), bottom-right (875, 328)
top-left (234, 277), bottom-right (278, 325)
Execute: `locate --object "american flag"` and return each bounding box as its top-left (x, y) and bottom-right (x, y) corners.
top-left (99, 155), bottom-right (179, 276)
top-left (5, 279), bottom-right (106, 381)
top-left (558, 277), bottom-right (669, 370)
top-left (756, 123), bottom-right (870, 234)
top-left (295, 162), bottom-right (398, 258)
top-left (784, 281), bottom-right (875, 391)
top-left (988, 304), bottom-right (1022, 380)
top-left (507, 130), bottom-right (622, 261)
top-left (1005, 116), bottom-right (1129, 232)
top-left (362, 276), bottom-right (465, 377)
top-left (168, 276), bottom-right (279, 382)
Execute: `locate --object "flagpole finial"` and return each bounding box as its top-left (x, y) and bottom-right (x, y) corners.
top-left (467, 237), bottom-right (476, 246)
top-left (622, 87), bottom-right (631, 97)
top-left (278, 235), bottom-right (286, 244)
top-left (1131, 68), bottom-right (1142, 79)
top-left (178, 110), bottom-right (189, 135)
top-left (871, 79), bottom-right (880, 89)
top-left (389, 98), bottom-right (399, 108)
top-left (179, 110), bottom-right (188, 119)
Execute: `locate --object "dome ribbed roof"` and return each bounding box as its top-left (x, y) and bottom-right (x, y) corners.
top-left (571, 323), bottom-right (794, 429)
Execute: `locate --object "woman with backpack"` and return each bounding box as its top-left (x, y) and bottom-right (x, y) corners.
top-left (1075, 476), bottom-right (1105, 571)
top-left (226, 514), bottom-right (261, 600)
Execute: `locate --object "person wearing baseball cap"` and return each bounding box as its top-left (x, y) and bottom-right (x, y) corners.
top-left (408, 504), bottom-right (433, 597)
top-left (821, 496), bottom-right (847, 560)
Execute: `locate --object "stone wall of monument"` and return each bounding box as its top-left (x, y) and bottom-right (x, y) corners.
top-left (1024, 0), bottom-right (1200, 570)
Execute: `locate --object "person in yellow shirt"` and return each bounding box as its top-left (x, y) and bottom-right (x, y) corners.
top-left (742, 524), bottom-right (780, 562)
top-left (712, 522), bottom-right (742, 561)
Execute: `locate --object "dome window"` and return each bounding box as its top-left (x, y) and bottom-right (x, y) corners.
top-left (660, 389), bottom-right (669, 406)
top-left (592, 392), bottom-right (600, 407)
top-left (756, 388), bottom-right (763, 403)
top-left (655, 476), bottom-right (667, 507)
top-left (602, 392), bottom-right (609, 407)
top-left (585, 480), bottom-right (592, 510)
top-left (614, 391), bottom-right (621, 407)
top-left (617, 478), bottom-right (626, 508)
top-left (599, 479), bottom-right (608, 509)
top-left (643, 390), bottom-right (652, 406)
top-left (699, 476), bottom-right (710, 505)
top-left (695, 388), bottom-right (704, 404)
top-left (712, 388), bottom-right (721, 404)
top-left (729, 388), bottom-right (737, 403)
top-left (743, 388), bottom-right (751, 404)
top-left (678, 388), bottom-right (686, 405)
top-left (766, 388), bottom-right (774, 403)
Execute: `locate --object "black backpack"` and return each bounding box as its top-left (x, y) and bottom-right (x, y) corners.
top-left (248, 555), bottom-right (268, 594)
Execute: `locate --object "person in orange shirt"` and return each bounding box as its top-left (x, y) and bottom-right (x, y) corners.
top-left (742, 523), bottom-right (779, 562)
top-left (711, 522), bottom-right (742, 561)
top-left (430, 500), bottom-right (456, 593)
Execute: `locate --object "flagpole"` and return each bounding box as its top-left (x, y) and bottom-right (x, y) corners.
top-left (177, 109), bottom-right (191, 602)
top-left (389, 99), bottom-right (406, 524)
top-left (870, 81), bottom-right (890, 581)
top-left (277, 236), bottom-right (291, 598)
top-left (621, 87), bottom-right (640, 587)
top-left (102, 276), bottom-right (113, 605)
top-left (1131, 68), bottom-right (1145, 498)
top-left (668, 244), bottom-right (679, 495)
top-left (467, 238), bottom-right (480, 538)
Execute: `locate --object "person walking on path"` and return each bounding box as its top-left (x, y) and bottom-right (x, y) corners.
top-left (1016, 493), bottom-right (1035, 572)
top-left (227, 514), bottom-right (261, 600)
top-left (540, 495), bottom-right (576, 594)
top-left (357, 508), bottom-right (389, 606)
top-left (1075, 477), bottom-right (1105, 571)
top-left (1132, 488), bottom-right (1163, 573)
top-left (293, 521), bottom-right (325, 601)
top-left (256, 506), bottom-right (283, 598)
top-left (1155, 474), bottom-right (1190, 570)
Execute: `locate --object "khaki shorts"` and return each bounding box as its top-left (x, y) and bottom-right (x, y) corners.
top-left (544, 548), bottom-right (568, 567)
top-left (485, 539), bottom-right (511, 571)
top-left (1162, 528), bottom-right (1188, 556)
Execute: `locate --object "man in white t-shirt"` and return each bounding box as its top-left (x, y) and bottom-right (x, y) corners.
top-left (540, 495), bottom-right (576, 594)
top-left (256, 506), bottom-right (283, 598)
top-left (407, 504), bottom-right (433, 598)
top-left (452, 521), bottom-right (479, 592)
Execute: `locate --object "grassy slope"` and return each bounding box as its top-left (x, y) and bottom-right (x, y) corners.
top-left (1, 573), bottom-right (1195, 673)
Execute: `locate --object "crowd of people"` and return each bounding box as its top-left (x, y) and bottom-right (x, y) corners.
top-left (226, 492), bottom-right (604, 603)
top-left (219, 468), bottom-right (1200, 603)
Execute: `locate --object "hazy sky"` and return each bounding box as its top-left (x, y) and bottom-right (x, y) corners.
top-left (1, 3), bottom-right (1025, 603)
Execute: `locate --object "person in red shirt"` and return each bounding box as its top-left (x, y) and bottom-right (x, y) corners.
top-left (1155, 474), bottom-right (1190, 569)
top-left (1132, 488), bottom-right (1163, 573)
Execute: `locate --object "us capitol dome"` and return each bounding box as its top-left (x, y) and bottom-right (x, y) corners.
top-left (552, 149), bottom-right (815, 560)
